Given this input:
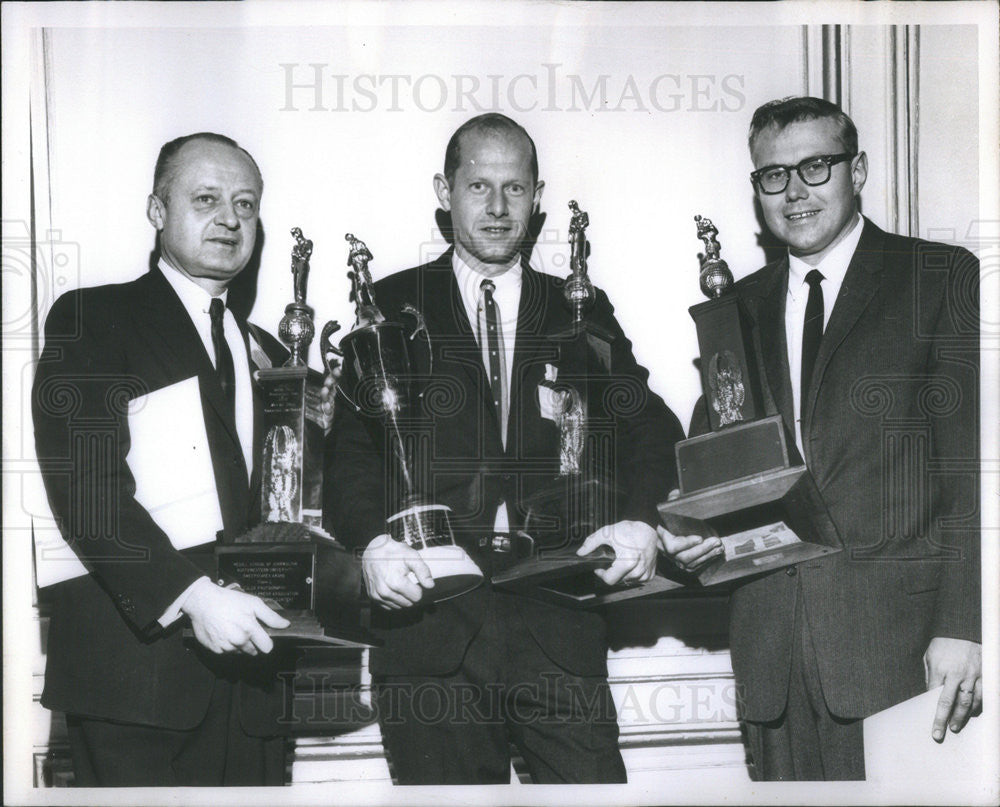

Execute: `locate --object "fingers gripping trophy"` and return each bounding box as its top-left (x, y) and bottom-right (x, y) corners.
top-left (320, 234), bottom-right (483, 601)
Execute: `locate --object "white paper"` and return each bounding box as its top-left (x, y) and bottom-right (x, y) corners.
top-left (126, 376), bottom-right (223, 551)
top-left (864, 685), bottom-right (988, 782)
top-left (33, 376), bottom-right (223, 587)
top-left (30, 472), bottom-right (89, 588)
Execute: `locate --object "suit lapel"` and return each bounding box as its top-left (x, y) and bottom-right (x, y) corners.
top-left (753, 259), bottom-right (796, 438)
top-left (507, 264), bottom-right (555, 449)
top-left (139, 269), bottom-right (245, 452)
top-left (135, 268), bottom-right (250, 534)
top-left (240, 320), bottom-right (270, 510)
top-left (420, 251), bottom-right (488, 392)
top-left (801, 220), bottom-right (884, 435)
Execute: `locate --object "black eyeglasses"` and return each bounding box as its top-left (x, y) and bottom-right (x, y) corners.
top-left (750, 153), bottom-right (857, 194)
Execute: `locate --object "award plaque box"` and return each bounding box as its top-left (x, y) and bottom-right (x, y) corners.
top-left (656, 216), bottom-right (842, 586)
top-left (492, 201), bottom-right (684, 607)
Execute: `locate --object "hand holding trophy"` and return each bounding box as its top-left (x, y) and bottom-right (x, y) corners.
top-left (319, 234), bottom-right (483, 603)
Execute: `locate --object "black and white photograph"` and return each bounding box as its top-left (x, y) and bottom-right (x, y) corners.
top-left (3, 1), bottom-right (997, 805)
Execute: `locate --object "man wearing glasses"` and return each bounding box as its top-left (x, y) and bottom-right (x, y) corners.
top-left (658, 97), bottom-right (981, 779)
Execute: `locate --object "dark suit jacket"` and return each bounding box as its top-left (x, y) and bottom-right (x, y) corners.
top-left (719, 218), bottom-right (981, 721)
top-left (33, 266), bottom-right (288, 732)
top-left (326, 250), bottom-right (683, 678)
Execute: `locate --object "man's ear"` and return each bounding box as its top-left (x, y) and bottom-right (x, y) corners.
top-left (851, 152), bottom-right (868, 196)
top-left (146, 194), bottom-right (166, 230)
top-left (433, 174), bottom-right (451, 211)
top-left (532, 180), bottom-right (545, 212)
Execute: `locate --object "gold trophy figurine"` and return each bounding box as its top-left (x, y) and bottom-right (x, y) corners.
top-left (563, 200), bottom-right (597, 323)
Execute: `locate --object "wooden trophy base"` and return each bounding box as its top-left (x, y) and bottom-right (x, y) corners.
top-left (659, 416), bottom-right (841, 586)
top-left (493, 544), bottom-right (684, 608)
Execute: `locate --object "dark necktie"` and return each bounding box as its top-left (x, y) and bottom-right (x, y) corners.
top-left (209, 297), bottom-right (236, 418)
top-left (800, 268), bottom-right (825, 418)
top-left (479, 279), bottom-right (508, 443)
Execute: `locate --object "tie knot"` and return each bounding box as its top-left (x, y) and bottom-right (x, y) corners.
top-left (209, 297), bottom-right (225, 323)
top-left (480, 278), bottom-right (496, 295)
top-left (805, 269), bottom-right (824, 288)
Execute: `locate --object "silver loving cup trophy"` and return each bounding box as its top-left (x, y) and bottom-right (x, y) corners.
top-left (320, 234), bottom-right (483, 601)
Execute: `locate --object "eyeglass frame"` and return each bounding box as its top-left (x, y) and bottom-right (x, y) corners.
top-left (750, 152), bottom-right (859, 195)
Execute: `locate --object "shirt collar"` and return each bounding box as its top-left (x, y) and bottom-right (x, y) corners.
top-left (787, 213), bottom-right (863, 293)
top-left (451, 250), bottom-right (522, 303)
top-left (158, 257), bottom-right (228, 314)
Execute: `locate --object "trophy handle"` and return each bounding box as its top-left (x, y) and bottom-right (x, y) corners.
top-left (400, 303), bottom-right (434, 380)
top-left (320, 320), bottom-right (355, 409)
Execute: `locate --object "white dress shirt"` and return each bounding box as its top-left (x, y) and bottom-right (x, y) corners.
top-left (157, 259), bottom-right (257, 626)
top-left (785, 214), bottom-right (863, 452)
top-left (452, 252), bottom-right (522, 532)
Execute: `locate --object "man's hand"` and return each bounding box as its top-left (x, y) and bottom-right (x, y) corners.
top-left (656, 526), bottom-right (723, 572)
top-left (576, 520), bottom-right (659, 586)
top-left (925, 637), bottom-right (982, 741)
top-left (181, 578), bottom-right (289, 656)
top-left (362, 534), bottom-right (434, 609)
top-left (656, 489), bottom-right (723, 573)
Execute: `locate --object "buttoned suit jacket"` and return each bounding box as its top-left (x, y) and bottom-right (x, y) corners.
top-left (326, 249), bottom-right (684, 678)
top-left (717, 218), bottom-right (981, 722)
top-left (33, 266), bottom-right (288, 733)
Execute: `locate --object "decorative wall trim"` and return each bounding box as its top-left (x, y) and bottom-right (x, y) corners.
top-left (888, 25), bottom-right (920, 238)
top-left (803, 24), bottom-right (849, 107)
top-left (804, 24), bottom-right (919, 237)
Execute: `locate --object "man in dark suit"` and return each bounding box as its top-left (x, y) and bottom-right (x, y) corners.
top-left (658, 97), bottom-right (981, 780)
top-left (326, 113), bottom-right (684, 783)
top-left (33, 133), bottom-right (298, 786)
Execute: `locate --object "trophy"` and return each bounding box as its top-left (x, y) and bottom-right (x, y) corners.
top-left (519, 200), bottom-right (619, 544)
top-left (319, 234), bottom-right (483, 601)
top-left (656, 216), bottom-right (842, 585)
top-left (493, 202), bottom-right (683, 606)
top-left (210, 228), bottom-right (376, 647)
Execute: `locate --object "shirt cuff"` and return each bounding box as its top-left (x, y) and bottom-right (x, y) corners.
top-left (157, 575), bottom-right (212, 628)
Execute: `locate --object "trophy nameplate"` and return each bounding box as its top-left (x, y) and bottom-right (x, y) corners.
top-left (656, 216), bottom-right (842, 586)
top-left (493, 201), bottom-right (680, 607)
top-left (206, 228), bottom-right (377, 648)
top-left (320, 234), bottom-right (484, 602)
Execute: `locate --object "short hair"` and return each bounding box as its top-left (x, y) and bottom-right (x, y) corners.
top-left (443, 113), bottom-right (539, 186)
top-left (152, 132), bottom-right (262, 203)
top-left (748, 97), bottom-right (859, 156)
